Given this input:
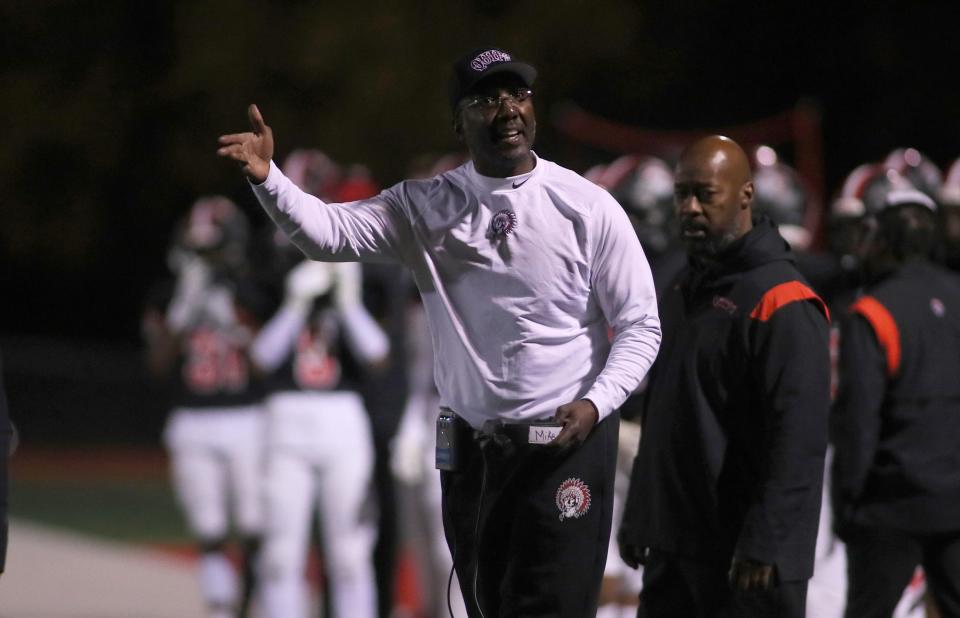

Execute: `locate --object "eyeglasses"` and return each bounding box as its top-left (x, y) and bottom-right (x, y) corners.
top-left (461, 88), bottom-right (534, 112)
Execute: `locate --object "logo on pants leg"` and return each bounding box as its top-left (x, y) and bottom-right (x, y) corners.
top-left (556, 478), bottom-right (591, 521)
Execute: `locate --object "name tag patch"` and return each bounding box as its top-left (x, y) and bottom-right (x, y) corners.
top-left (528, 425), bottom-right (562, 444)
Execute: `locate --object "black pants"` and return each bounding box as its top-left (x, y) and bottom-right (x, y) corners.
top-left (440, 413), bottom-right (618, 618)
top-left (637, 550), bottom-right (807, 618)
top-left (845, 526), bottom-right (960, 617)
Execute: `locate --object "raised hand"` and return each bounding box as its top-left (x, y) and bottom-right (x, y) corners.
top-left (217, 104), bottom-right (274, 183)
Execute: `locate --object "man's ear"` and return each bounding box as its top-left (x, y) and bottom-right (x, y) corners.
top-left (453, 114), bottom-right (464, 141)
top-left (740, 181), bottom-right (754, 209)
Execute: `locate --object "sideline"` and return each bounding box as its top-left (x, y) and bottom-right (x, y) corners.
top-left (0, 518), bottom-right (205, 618)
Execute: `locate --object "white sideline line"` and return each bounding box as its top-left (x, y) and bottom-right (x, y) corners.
top-left (0, 518), bottom-right (205, 618)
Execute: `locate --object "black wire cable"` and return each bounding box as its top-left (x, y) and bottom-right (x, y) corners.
top-left (444, 483), bottom-right (457, 618)
top-left (444, 424), bottom-right (497, 618)
top-left (472, 443), bottom-right (490, 618)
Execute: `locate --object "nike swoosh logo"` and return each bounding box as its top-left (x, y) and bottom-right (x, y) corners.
top-left (512, 177), bottom-right (530, 189)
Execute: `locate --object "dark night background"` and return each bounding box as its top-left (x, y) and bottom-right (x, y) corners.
top-left (2, 0), bottom-right (958, 444)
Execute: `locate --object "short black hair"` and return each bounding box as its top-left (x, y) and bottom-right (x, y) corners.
top-left (877, 203), bottom-right (938, 260)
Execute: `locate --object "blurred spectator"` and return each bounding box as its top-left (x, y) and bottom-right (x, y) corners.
top-left (586, 154), bottom-right (677, 617)
top-left (810, 163), bottom-right (933, 617)
top-left (825, 163), bottom-right (883, 295)
top-left (807, 162), bottom-right (882, 618)
top-left (250, 151), bottom-right (387, 618)
top-left (596, 417), bottom-right (644, 618)
top-left (356, 255), bottom-right (408, 618)
top-left (334, 164), bottom-right (380, 203)
top-left (605, 155), bottom-right (677, 255)
top-left (941, 158), bottom-right (960, 207)
top-left (832, 187), bottom-right (960, 616)
top-left (938, 157), bottom-right (960, 271)
top-left (748, 144), bottom-right (856, 312)
top-left (317, 162), bottom-right (412, 618)
top-left (591, 154), bottom-right (685, 296)
top-left (142, 196), bottom-right (269, 618)
top-left (883, 148), bottom-right (943, 201)
top-left (280, 148), bottom-right (343, 200)
top-left (269, 152), bottom-right (415, 616)
top-left (821, 163), bottom-right (923, 308)
top-left (0, 349), bottom-right (11, 577)
top-left (751, 145), bottom-right (814, 252)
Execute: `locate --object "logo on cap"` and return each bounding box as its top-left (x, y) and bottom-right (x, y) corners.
top-left (470, 50), bottom-right (511, 72)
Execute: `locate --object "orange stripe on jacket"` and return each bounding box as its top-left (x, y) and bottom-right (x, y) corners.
top-left (749, 281), bottom-right (831, 323)
top-left (850, 295), bottom-right (901, 377)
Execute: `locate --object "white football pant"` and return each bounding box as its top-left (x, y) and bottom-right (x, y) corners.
top-left (164, 405), bottom-right (266, 610)
top-left (259, 390), bottom-right (377, 618)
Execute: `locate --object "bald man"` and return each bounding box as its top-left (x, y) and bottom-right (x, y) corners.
top-left (618, 136), bottom-right (831, 616)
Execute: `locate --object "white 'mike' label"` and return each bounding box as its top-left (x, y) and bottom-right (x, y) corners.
top-left (528, 425), bottom-right (562, 444)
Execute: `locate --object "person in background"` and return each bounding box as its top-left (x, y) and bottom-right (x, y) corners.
top-left (0, 348), bottom-right (12, 578)
top-left (252, 257), bottom-right (385, 618)
top-left (620, 135), bottom-right (831, 617)
top-left (143, 196), bottom-right (269, 618)
top-left (938, 157), bottom-right (960, 272)
top-left (249, 150), bottom-right (388, 618)
top-left (750, 145), bottom-right (816, 254)
top-left (821, 162), bottom-right (884, 309)
top-left (832, 185), bottom-right (960, 617)
top-left (331, 160), bottom-right (411, 618)
top-left (807, 162), bottom-right (935, 618)
top-left (592, 154), bottom-right (685, 296)
top-left (588, 153), bottom-right (679, 617)
top-left (883, 148), bottom-right (943, 203)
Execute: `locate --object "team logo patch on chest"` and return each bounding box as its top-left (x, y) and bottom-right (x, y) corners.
top-left (712, 295), bottom-right (738, 314)
top-left (555, 478), bottom-right (591, 521)
top-left (931, 297), bottom-right (946, 317)
top-left (489, 209), bottom-right (518, 239)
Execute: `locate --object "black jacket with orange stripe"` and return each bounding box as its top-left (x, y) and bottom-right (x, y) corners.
top-left (621, 217), bottom-right (831, 582)
top-left (831, 259), bottom-right (960, 537)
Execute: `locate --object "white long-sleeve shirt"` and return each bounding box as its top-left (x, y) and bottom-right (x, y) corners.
top-left (252, 153), bottom-right (661, 429)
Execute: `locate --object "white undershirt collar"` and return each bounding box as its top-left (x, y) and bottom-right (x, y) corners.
top-left (467, 151), bottom-right (540, 194)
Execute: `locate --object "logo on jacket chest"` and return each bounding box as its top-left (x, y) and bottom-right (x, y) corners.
top-left (931, 297), bottom-right (946, 317)
top-left (712, 295), bottom-right (738, 314)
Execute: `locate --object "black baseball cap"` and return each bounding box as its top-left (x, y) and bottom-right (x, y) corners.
top-left (449, 47), bottom-right (537, 111)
